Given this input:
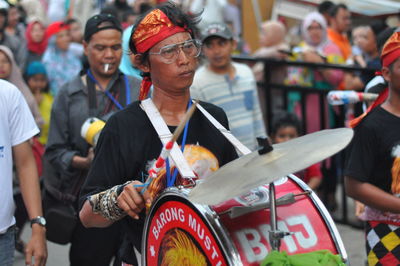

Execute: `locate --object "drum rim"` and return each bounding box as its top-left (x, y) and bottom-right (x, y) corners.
top-left (195, 204), bottom-right (243, 266)
top-left (287, 174), bottom-right (348, 263)
top-left (141, 187), bottom-right (243, 266)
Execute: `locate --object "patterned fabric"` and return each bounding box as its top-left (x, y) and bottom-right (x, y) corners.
top-left (285, 41), bottom-right (344, 88)
top-left (131, 8), bottom-right (188, 100)
top-left (381, 32), bottom-right (400, 67)
top-left (365, 221), bottom-right (400, 265)
top-left (284, 41), bottom-right (344, 133)
top-left (88, 181), bottom-right (131, 221)
top-left (132, 9), bottom-right (186, 54)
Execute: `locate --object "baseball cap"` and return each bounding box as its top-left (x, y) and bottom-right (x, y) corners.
top-left (201, 22), bottom-right (233, 42)
top-left (46, 21), bottom-right (70, 38)
top-left (84, 13), bottom-right (122, 42)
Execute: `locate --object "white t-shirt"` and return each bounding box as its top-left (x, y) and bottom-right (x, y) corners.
top-left (0, 80), bottom-right (39, 233)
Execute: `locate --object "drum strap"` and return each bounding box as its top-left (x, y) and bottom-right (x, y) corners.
top-left (195, 102), bottom-right (251, 155)
top-left (141, 99), bottom-right (196, 178)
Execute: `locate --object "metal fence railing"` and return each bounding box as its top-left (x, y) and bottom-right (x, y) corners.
top-left (233, 55), bottom-right (378, 226)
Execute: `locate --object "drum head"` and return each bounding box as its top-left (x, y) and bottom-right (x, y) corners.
top-left (142, 189), bottom-right (232, 266)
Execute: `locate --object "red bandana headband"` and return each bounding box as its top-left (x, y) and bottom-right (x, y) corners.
top-left (132, 9), bottom-right (188, 100)
top-left (381, 31), bottom-right (400, 68)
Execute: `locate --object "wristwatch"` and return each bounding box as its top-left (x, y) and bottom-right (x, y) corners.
top-left (30, 216), bottom-right (46, 227)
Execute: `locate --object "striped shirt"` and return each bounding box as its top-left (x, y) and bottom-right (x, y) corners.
top-left (191, 62), bottom-right (266, 150)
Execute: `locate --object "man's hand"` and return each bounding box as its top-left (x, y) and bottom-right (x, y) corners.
top-left (25, 225), bottom-right (47, 266)
top-left (354, 200), bottom-right (365, 218)
top-left (86, 147), bottom-right (95, 168)
top-left (117, 181), bottom-right (152, 220)
top-left (72, 147), bottom-right (95, 170)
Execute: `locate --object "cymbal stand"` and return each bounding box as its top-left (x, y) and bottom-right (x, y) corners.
top-left (256, 137), bottom-right (293, 250)
top-left (268, 182), bottom-right (292, 251)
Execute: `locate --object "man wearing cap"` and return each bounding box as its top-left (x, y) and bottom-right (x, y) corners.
top-left (78, 3), bottom-right (238, 265)
top-left (345, 31), bottom-right (400, 265)
top-left (191, 22), bottom-right (266, 150)
top-left (44, 13), bottom-right (140, 265)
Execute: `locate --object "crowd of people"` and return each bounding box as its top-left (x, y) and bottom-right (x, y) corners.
top-left (0, 0), bottom-right (399, 265)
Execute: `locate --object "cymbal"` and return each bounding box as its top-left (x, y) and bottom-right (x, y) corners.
top-left (188, 128), bottom-right (353, 205)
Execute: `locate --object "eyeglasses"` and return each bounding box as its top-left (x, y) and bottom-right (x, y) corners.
top-left (149, 39), bottom-right (202, 64)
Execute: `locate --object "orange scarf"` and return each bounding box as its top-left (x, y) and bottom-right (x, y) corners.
top-left (327, 28), bottom-right (351, 60)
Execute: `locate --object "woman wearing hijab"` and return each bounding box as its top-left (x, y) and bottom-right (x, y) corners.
top-left (286, 11), bottom-right (344, 133)
top-left (0, 45), bottom-right (43, 127)
top-left (42, 21), bottom-right (82, 96)
top-left (25, 19), bottom-right (48, 69)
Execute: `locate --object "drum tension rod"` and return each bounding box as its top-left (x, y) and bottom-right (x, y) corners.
top-left (294, 191), bottom-right (311, 197)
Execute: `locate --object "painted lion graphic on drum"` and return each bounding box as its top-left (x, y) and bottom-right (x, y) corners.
top-left (159, 228), bottom-right (210, 265)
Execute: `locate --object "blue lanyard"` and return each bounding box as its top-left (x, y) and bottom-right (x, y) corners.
top-left (87, 69), bottom-right (130, 110)
top-left (165, 99), bottom-right (192, 187)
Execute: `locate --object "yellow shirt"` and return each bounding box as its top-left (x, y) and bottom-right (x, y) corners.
top-left (38, 92), bottom-right (53, 145)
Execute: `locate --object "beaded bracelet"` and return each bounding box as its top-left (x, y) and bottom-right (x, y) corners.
top-left (88, 181), bottom-right (131, 221)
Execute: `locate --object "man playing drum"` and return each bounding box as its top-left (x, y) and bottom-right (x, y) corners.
top-left (345, 31), bottom-right (400, 265)
top-left (78, 2), bottom-right (238, 265)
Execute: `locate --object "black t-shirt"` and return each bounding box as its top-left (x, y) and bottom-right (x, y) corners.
top-left (344, 106), bottom-right (400, 193)
top-left (79, 100), bottom-right (238, 263)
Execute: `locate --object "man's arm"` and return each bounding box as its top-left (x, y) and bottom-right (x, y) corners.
top-left (13, 140), bottom-right (47, 266)
top-left (80, 181), bottom-right (151, 228)
top-left (80, 200), bottom-right (114, 228)
top-left (345, 176), bottom-right (400, 213)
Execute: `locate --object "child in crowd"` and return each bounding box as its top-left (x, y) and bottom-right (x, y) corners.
top-left (271, 112), bottom-right (323, 190)
top-left (25, 61), bottom-right (53, 146)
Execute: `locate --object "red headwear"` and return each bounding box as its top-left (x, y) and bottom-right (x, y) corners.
top-left (25, 20), bottom-right (48, 55)
top-left (45, 21), bottom-right (70, 39)
top-left (381, 31), bottom-right (400, 68)
top-left (132, 9), bottom-right (188, 100)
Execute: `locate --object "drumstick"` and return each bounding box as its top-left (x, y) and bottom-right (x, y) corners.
top-left (135, 99), bottom-right (199, 192)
